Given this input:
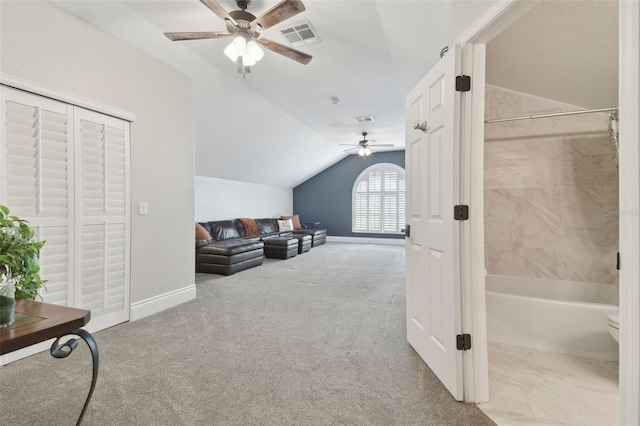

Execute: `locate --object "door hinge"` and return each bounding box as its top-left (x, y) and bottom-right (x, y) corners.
top-left (617, 252), bottom-right (620, 270)
top-left (456, 75), bottom-right (471, 92)
top-left (457, 334), bottom-right (471, 351)
top-left (454, 205), bottom-right (469, 221)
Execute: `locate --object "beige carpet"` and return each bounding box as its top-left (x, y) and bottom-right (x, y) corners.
top-left (0, 242), bottom-right (494, 425)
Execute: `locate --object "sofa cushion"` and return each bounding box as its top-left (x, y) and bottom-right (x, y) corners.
top-left (255, 218), bottom-right (279, 235)
top-left (195, 223), bottom-right (211, 243)
top-left (208, 220), bottom-right (242, 241)
top-left (200, 239), bottom-right (263, 256)
top-left (281, 214), bottom-right (302, 230)
top-left (277, 218), bottom-right (294, 232)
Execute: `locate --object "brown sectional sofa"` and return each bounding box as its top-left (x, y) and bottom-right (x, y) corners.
top-left (196, 218), bottom-right (327, 275)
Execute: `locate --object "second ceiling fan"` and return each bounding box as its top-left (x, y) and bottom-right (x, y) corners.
top-left (164, 0), bottom-right (312, 74)
top-left (341, 132), bottom-right (394, 157)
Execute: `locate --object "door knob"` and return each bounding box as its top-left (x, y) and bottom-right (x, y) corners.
top-left (413, 121), bottom-right (428, 132)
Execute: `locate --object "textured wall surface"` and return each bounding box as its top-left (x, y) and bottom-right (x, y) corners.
top-left (484, 85), bottom-right (619, 284)
top-left (294, 151), bottom-right (405, 238)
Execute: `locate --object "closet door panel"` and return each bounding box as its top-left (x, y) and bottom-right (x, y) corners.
top-left (1, 87), bottom-right (74, 306)
top-left (75, 108), bottom-right (130, 330)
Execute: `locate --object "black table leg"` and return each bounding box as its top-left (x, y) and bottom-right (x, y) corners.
top-left (50, 329), bottom-right (99, 426)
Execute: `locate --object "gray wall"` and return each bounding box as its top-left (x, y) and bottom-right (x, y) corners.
top-left (293, 151), bottom-right (405, 239)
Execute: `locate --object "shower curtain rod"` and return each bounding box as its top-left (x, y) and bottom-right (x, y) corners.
top-left (484, 106), bottom-right (619, 124)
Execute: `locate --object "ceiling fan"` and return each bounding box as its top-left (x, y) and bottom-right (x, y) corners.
top-left (164, 0), bottom-right (312, 75)
top-left (340, 132), bottom-right (394, 157)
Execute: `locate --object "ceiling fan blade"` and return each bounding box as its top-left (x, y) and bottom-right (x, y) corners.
top-left (343, 147), bottom-right (359, 152)
top-left (339, 144), bottom-right (357, 146)
top-left (200, 0), bottom-right (237, 26)
top-left (256, 38), bottom-right (312, 65)
top-left (164, 31), bottom-right (232, 41)
top-left (372, 144), bottom-right (394, 147)
top-left (252, 0), bottom-right (306, 30)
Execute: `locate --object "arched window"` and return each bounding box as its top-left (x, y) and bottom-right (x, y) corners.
top-left (352, 163), bottom-right (406, 234)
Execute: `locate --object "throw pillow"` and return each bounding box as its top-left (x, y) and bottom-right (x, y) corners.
top-left (277, 218), bottom-right (294, 232)
top-left (281, 214), bottom-right (302, 230)
top-left (195, 223), bottom-right (211, 244)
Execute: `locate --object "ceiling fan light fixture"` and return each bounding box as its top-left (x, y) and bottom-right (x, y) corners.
top-left (224, 35), bottom-right (247, 61)
top-left (364, 147), bottom-right (372, 156)
top-left (225, 35), bottom-right (264, 67)
top-left (358, 147), bottom-right (366, 156)
top-left (245, 40), bottom-right (264, 62)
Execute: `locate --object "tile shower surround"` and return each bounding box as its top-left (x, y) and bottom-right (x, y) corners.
top-left (484, 85), bottom-right (619, 285)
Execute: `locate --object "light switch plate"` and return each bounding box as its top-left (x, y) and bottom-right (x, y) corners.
top-left (139, 202), bottom-right (148, 215)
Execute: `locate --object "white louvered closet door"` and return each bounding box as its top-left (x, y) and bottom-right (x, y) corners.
top-left (0, 87), bottom-right (74, 306)
top-left (75, 108), bottom-right (130, 331)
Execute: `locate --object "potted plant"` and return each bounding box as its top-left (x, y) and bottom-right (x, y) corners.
top-left (0, 205), bottom-right (46, 327)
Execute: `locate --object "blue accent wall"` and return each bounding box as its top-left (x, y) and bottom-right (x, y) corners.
top-left (293, 150), bottom-right (405, 239)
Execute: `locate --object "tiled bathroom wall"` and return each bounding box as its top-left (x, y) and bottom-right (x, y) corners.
top-left (484, 85), bottom-right (619, 285)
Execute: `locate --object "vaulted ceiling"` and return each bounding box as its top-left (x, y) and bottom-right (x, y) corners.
top-left (54, 0), bottom-right (618, 187)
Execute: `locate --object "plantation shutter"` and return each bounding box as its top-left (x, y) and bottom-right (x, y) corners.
top-left (0, 87), bottom-right (74, 306)
top-left (355, 181), bottom-right (368, 231)
top-left (0, 86), bottom-right (130, 332)
top-left (75, 108), bottom-right (129, 330)
top-left (352, 163), bottom-right (406, 234)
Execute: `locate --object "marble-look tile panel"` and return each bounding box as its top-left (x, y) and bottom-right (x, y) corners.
top-left (523, 247), bottom-right (562, 279)
top-left (561, 184), bottom-right (603, 218)
top-left (484, 85), bottom-right (619, 285)
top-left (562, 153), bottom-right (611, 186)
top-left (478, 382), bottom-right (534, 418)
top-left (485, 217), bottom-right (526, 275)
top-left (524, 157), bottom-right (563, 187)
top-left (485, 121), bottom-right (527, 141)
top-left (479, 343), bottom-right (619, 426)
top-left (562, 216), bottom-right (605, 246)
top-left (485, 140), bottom-right (532, 160)
top-left (523, 187), bottom-right (563, 220)
top-left (562, 111), bottom-right (611, 135)
top-left (602, 183), bottom-right (619, 212)
top-left (486, 188), bottom-right (524, 218)
top-left (485, 84), bottom-right (524, 120)
top-left (562, 135), bottom-right (609, 156)
top-left (522, 95), bottom-right (565, 137)
top-left (523, 136), bottom-right (564, 158)
top-left (485, 158), bottom-right (535, 189)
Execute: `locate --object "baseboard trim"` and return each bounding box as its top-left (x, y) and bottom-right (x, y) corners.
top-left (327, 236), bottom-right (405, 246)
top-left (130, 284), bottom-right (197, 321)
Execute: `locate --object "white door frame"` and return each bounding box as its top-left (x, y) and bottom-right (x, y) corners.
top-left (455, 2), bottom-right (640, 423)
top-left (618, 1), bottom-right (640, 423)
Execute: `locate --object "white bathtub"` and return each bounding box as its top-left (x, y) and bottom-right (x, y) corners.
top-left (486, 275), bottom-right (619, 361)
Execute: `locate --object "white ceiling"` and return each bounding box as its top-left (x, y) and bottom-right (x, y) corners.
top-left (54, 0), bottom-right (619, 187)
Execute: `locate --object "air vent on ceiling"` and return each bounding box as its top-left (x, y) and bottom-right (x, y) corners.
top-left (353, 115), bottom-right (375, 124)
top-left (280, 21), bottom-right (321, 47)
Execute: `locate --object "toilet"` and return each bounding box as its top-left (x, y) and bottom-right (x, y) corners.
top-left (607, 311), bottom-right (620, 343)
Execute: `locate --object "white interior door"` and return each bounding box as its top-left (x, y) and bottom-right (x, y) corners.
top-left (405, 50), bottom-right (463, 400)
